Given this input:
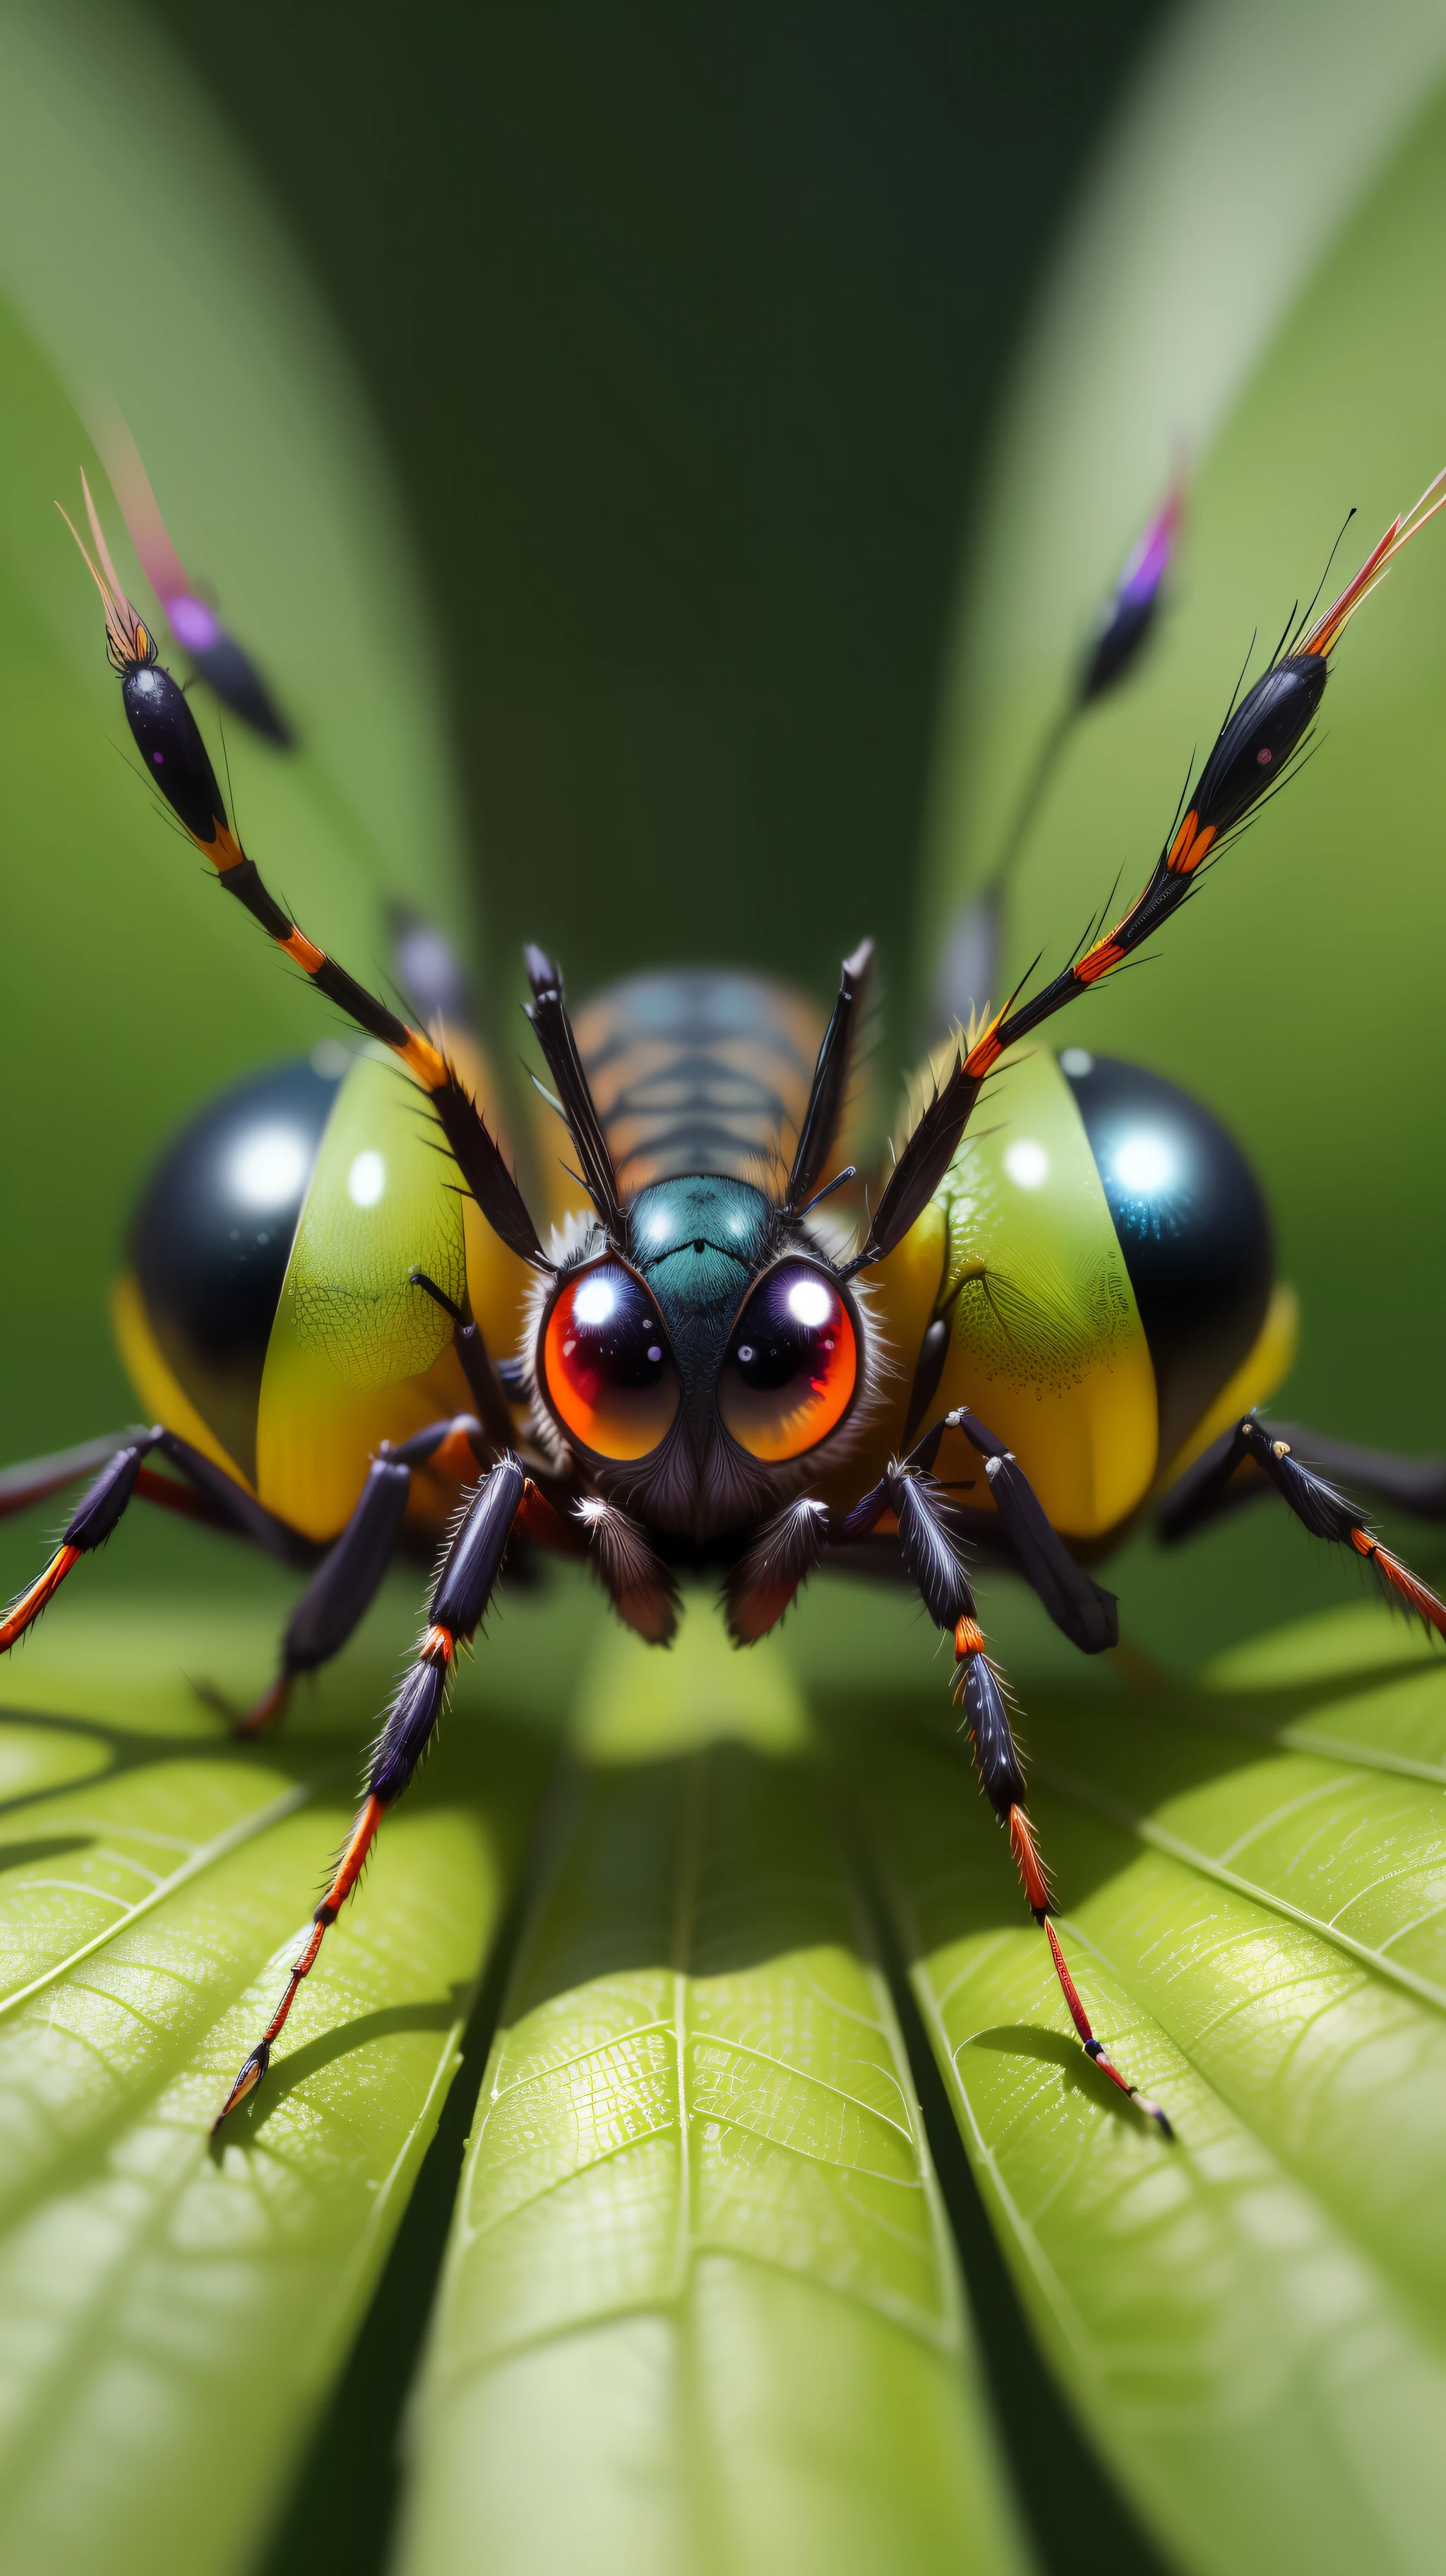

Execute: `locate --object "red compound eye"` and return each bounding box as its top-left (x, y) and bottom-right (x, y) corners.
top-left (718, 1261), bottom-right (857, 1462)
top-left (542, 1261), bottom-right (681, 1461)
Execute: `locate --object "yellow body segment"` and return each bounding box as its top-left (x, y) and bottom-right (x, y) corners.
top-left (252, 1048), bottom-right (528, 1541)
top-left (112, 1270), bottom-right (255, 1489)
top-left (256, 1049), bottom-right (468, 1537)
top-left (866, 1044), bottom-right (1159, 1540)
top-left (1155, 1280), bottom-right (1299, 1491)
top-left (113, 1035), bottom-right (533, 1546)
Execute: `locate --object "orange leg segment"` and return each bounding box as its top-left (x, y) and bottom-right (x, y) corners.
top-left (0, 1435), bottom-right (165, 1657)
top-left (0, 1544), bottom-right (80, 1650)
top-left (1043, 1919), bottom-right (1173, 2138)
top-left (213, 1789), bottom-right (391, 2130)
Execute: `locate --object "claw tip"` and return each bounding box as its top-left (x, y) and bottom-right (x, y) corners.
top-left (212, 2041), bottom-right (270, 2133)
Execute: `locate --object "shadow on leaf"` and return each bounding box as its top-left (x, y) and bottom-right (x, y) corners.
top-left (216, 1986), bottom-right (475, 2152)
top-left (967, 2021), bottom-right (1162, 2132)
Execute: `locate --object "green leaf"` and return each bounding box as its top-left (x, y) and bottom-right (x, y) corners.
top-left (843, 1602), bottom-right (1446, 2575)
top-left (0, 1595), bottom-right (549, 2576)
top-left (398, 1604), bottom-right (1030, 2576)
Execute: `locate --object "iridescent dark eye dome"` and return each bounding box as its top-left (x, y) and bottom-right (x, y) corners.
top-left (1059, 1050), bottom-right (1273, 1466)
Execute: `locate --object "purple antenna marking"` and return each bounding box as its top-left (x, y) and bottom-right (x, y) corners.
top-left (1117, 494), bottom-right (1181, 609)
top-left (167, 592), bottom-right (222, 654)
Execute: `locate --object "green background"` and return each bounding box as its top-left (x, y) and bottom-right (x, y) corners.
top-left (6, 8), bottom-right (1446, 2572)
top-left (145, 0), bottom-right (1163, 1054)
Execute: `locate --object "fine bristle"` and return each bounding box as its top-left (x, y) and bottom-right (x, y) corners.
top-left (1300, 465), bottom-right (1446, 658)
top-left (429, 1069), bottom-right (551, 1271)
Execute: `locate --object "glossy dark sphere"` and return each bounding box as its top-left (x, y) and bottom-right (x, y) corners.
top-left (1060, 1051), bottom-right (1273, 1465)
top-left (131, 1058), bottom-right (344, 1479)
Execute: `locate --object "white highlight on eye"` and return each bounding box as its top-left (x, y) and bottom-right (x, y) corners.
top-left (1060, 1047), bottom-right (1094, 1078)
top-left (573, 1275), bottom-right (619, 1326)
top-left (1003, 1139), bottom-right (1049, 1191)
top-left (347, 1150), bottom-right (386, 1208)
top-left (229, 1126), bottom-right (310, 1211)
top-left (787, 1276), bottom-right (833, 1328)
top-left (1113, 1131), bottom-right (1176, 1196)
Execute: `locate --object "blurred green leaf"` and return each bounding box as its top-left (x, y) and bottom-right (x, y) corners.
top-left (398, 1609), bottom-right (1029, 2576)
top-left (845, 1602), bottom-right (1446, 2576)
top-left (0, 1598), bottom-right (547, 2576)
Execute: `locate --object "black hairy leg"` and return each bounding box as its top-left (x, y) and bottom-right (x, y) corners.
top-left (945, 1407), bottom-right (1118, 1652)
top-left (847, 1445), bottom-right (1172, 2135)
top-left (0, 1431), bottom-right (154, 1525)
top-left (210, 1414), bottom-right (489, 1737)
top-left (1160, 1415), bottom-right (1446, 1637)
top-left (0, 1425), bottom-right (328, 1653)
top-left (839, 1414), bottom-right (1118, 1654)
top-left (409, 1270), bottom-right (520, 1455)
top-left (0, 1426), bottom-right (319, 1566)
top-left (1161, 1417), bottom-right (1446, 1542)
top-left (213, 1453), bottom-right (545, 2128)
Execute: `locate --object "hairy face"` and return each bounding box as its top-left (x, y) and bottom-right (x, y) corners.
top-left (527, 1175), bottom-right (877, 1541)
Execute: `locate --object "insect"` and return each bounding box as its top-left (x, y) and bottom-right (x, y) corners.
top-left (4, 457), bottom-right (1445, 2142)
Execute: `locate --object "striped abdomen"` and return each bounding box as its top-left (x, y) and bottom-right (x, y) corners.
top-left (571, 972), bottom-right (825, 1192)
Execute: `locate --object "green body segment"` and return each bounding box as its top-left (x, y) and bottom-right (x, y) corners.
top-left (845, 1046), bottom-right (1159, 1540)
top-left (116, 1043), bottom-right (533, 1543)
top-left (256, 1049), bottom-right (476, 1538)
